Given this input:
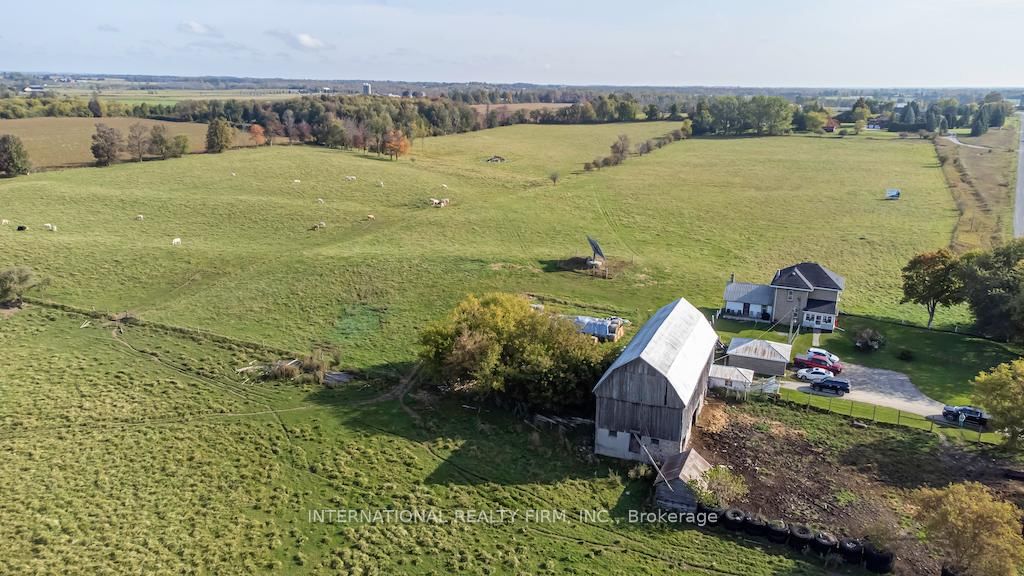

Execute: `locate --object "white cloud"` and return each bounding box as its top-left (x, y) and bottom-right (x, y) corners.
top-left (178, 20), bottom-right (221, 37)
top-left (267, 29), bottom-right (333, 51)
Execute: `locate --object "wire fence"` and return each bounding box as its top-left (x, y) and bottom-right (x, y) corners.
top-left (712, 384), bottom-right (1003, 445)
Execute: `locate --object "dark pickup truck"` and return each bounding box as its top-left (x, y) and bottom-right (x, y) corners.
top-left (810, 377), bottom-right (850, 396)
top-left (942, 406), bottom-right (989, 427)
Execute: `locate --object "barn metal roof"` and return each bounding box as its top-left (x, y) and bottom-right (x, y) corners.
top-left (593, 298), bottom-right (718, 403)
top-left (655, 448), bottom-right (712, 485)
top-left (726, 337), bottom-right (793, 363)
top-left (709, 364), bottom-right (755, 384)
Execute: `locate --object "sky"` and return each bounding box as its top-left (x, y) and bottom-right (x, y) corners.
top-left (2, 0), bottom-right (1022, 87)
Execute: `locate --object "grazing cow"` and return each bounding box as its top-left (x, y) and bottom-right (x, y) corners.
top-left (135, 214), bottom-right (145, 221)
top-left (50, 225), bottom-right (57, 232)
top-left (345, 175), bottom-right (357, 181)
top-left (43, 223), bottom-right (53, 231)
top-left (378, 181), bottom-right (384, 188)
top-left (1, 219), bottom-right (8, 225)
top-left (231, 172), bottom-right (237, 177)
top-left (440, 198), bottom-right (450, 207)
top-left (317, 198), bottom-right (325, 204)
top-left (441, 184), bottom-right (448, 190)
top-left (293, 179), bottom-right (301, 183)
top-left (367, 214), bottom-right (376, 221)
top-left (16, 225), bottom-right (27, 231)
top-left (172, 238), bottom-right (182, 246)
top-left (430, 198), bottom-right (441, 206)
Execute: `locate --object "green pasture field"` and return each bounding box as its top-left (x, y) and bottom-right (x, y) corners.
top-left (53, 87), bottom-right (300, 106)
top-left (0, 117), bottom-right (243, 168)
top-left (0, 123), bottom-right (966, 371)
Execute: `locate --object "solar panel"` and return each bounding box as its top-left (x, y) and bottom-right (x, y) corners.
top-left (587, 235), bottom-right (605, 259)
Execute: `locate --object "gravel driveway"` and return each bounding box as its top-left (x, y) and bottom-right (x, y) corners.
top-left (781, 363), bottom-right (946, 417)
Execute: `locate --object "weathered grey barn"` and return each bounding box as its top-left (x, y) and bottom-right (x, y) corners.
top-left (593, 298), bottom-right (719, 463)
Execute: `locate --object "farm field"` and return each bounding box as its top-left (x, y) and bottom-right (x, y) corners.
top-left (0, 123), bottom-right (966, 371)
top-left (0, 117), bottom-right (244, 169)
top-left (52, 87), bottom-right (301, 106)
top-left (0, 305), bottom-right (837, 575)
top-left (469, 102), bottom-right (572, 113)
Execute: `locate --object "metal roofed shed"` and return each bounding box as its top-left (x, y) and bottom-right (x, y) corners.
top-left (708, 364), bottom-right (755, 392)
top-left (886, 188), bottom-right (901, 200)
top-left (569, 315), bottom-right (626, 342)
top-left (654, 448), bottom-right (713, 513)
top-left (593, 298), bottom-right (719, 462)
top-left (726, 337), bottom-right (793, 376)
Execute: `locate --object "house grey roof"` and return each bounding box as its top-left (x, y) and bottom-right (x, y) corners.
top-left (655, 448), bottom-right (712, 485)
top-left (722, 282), bottom-right (774, 306)
top-left (771, 262), bottom-right (845, 291)
top-left (726, 337), bottom-right (793, 363)
top-left (709, 364), bottom-right (755, 384)
top-left (593, 298), bottom-right (718, 403)
top-left (804, 299), bottom-right (838, 314)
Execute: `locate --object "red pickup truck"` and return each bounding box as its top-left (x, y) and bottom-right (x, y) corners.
top-left (793, 354), bottom-right (843, 374)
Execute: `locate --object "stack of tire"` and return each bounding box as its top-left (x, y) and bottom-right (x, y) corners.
top-left (788, 524), bottom-right (815, 552)
top-left (765, 519), bottom-right (789, 544)
top-left (864, 542), bottom-right (894, 574)
top-left (838, 537), bottom-right (863, 565)
top-left (723, 508), bottom-right (745, 531)
top-left (811, 531), bottom-right (838, 556)
top-left (743, 513), bottom-right (768, 537)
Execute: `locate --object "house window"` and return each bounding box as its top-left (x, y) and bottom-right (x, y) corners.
top-left (815, 315), bottom-right (822, 323)
top-left (608, 430), bottom-right (617, 438)
top-left (824, 316), bottom-right (832, 324)
top-left (787, 290), bottom-right (793, 302)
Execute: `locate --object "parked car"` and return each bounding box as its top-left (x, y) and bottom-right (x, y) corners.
top-left (796, 367), bottom-right (834, 383)
top-left (942, 405), bottom-right (989, 427)
top-left (810, 377), bottom-right (851, 396)
top-left (807, 347), bottom-right (840, 364)
top-left (793, 354), bottom-right (843, 374)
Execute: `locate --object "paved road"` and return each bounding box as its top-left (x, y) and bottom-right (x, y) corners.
top-left (940, 134), bottom-right (990, 150)
top-left (1016, 112), bottom-right (1024, 237)
top-left (780, 363), bottom-right (946, 417)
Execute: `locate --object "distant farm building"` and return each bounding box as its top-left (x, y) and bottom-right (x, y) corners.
top-left (823, 118), bottom-right (842, 132)
top-left (725, 338), bottom-right (792, 376)
top-left (653, 448), bottom-right (712, 513)
top-left (569, 315), bottom-right (626, 342)
top-left (362, 83), bottom-right (372, 95)
top-left (593, 298), bottom-right (718, 463)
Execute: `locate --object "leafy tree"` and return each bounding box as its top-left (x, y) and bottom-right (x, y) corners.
top-left (383, 129), bottom-right (410, 159)
top-left (804, 111), bottom-right (828, 133)
top-left (88, 95), bottom-right (103, 118)
top-left (957, 239), bottom-right (1024, 341)
top-left (205, 118), bottom-right (234, 153)
top-left (913, 482), bottom-right (1024, 575)
top-left (90, 123), bottom-right (123, 166)
top-left (615, 99), bottom-right (639, 122)
top-left (667, 102), bottom-right (682, 121)
top-left (679, 119), bottom-right (693, 138)
top-left (0, 134), bottom-right (30, 177)
top-left (854, 119), bottom-right (866, 134)
top-left (169, 135), bottom-right (189, 158)
top-left (973, 360), bottom-right (1024, 447)
top-left (0, 266), bottom-right (39, 305)
top-left (900, 249), bottom-right (962, 328)
top-left (248, 123), bottom-right (266, 146)
top-left (147, 125), bottom-right (170, 159)
top-left (610, 134), bottom-right (630, 160)
top-left (644, 103), bottom-right (660, 121)
top-left (125, 122), bottom-right (149, 162)
top-left (418, 293), bottom-right (617, 410)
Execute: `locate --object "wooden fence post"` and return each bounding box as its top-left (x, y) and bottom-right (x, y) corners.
top-left (872, 404), bottom-right (877, 422)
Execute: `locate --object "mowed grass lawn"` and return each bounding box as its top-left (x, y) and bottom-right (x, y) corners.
top-left (0, 117), bottom-right (243, 169)
top-left (0, 124), bottom-right (963, 370)
top-left (0, 306), bottom-right (832, 575)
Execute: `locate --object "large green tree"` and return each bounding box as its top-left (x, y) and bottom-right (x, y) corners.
top-left (0, 266), bottom-right (39, 305)
top-left (126, 122), bottom-right (149, 162)
top-left (973, 360), bottom-right (1024, 447)
top-left (205, 118), bottom-right (234, 153)
top-left (418, 293), bottom-right (617, 410)
top-left (900, 248), bottom-right (962, 328)
top-left (90, 123), bottom-right (123, 166)
top-left (958, 239), bottom-right (1024, 341)
top-left (0, 134), bottom-right (31, 177)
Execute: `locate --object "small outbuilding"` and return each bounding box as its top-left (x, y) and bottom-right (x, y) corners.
top-left (653, 448), bottom-right (712, 513)
top-left (726, 337), bottom-right (792, 376)
top-left (708, 364), bottom-right (755, 393)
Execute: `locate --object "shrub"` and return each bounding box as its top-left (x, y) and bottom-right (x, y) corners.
top-left (897, 348), bottom-right (914, 362)
top-left (854, 328), bottom-right (885, 352)
top-left (0, 266), bottom-right (39, 305)
top-left (627, 463), bottom-right (652, 481)
top-left (838, 128), bottom-right (850, 136)
top-left (0, 134), bottom-right (31, 177)
top-left (268, 362), bottom-right (300, 380)
top-left (689, 466), bottom-right (748, 507)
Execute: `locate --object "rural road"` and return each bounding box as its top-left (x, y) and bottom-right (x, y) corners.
top-left (780, 363), bottom-right (946, 417)
top-left (1016, 112), bottom-right (1024, 237)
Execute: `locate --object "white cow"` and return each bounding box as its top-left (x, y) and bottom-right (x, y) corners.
top-left (135, 214), bottom-right (145, 221)
top-left (293, 179), bottom-right (301, 184)
top-left (43, 223), bottom-right (53, 231)
top-left (0, 219), bottom-right (8, 225)
top-left (441, 184), bottom-right (448, 190)
top-left (345, 175), bottom-right (357, 181)
top-left (317, 198), bottom-right (325, 204)
top-left (367, 214), bottom-right (376, 221)
top-left (231, 172), bottom-right (237, 177)
top-left (377, 181), bottom-right (385, 188)
top-left (172, 238), bottom-right (182, 246)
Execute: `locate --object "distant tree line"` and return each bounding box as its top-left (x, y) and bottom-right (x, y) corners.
top-left (584, 121), bottom-right (693, 172)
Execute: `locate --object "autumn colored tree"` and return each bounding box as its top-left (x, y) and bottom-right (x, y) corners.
top-left (248, 123), bottom-right (266, 146)
top-left (973, 359), bottom-right (1024, 447)
top-left (900, 248), bottom-right (962, 328)
top-left (913, 482), bottom-right (1024, 575)
top-left (383, 129), bottom-right (410, 160)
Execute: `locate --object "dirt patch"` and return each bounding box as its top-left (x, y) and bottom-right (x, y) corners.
top-left (0, 304), bottom-right (25, 319)
top-left (542, 256), bottom-right (632, 279)
top-left (488, 262), bottom-right (541, 273)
